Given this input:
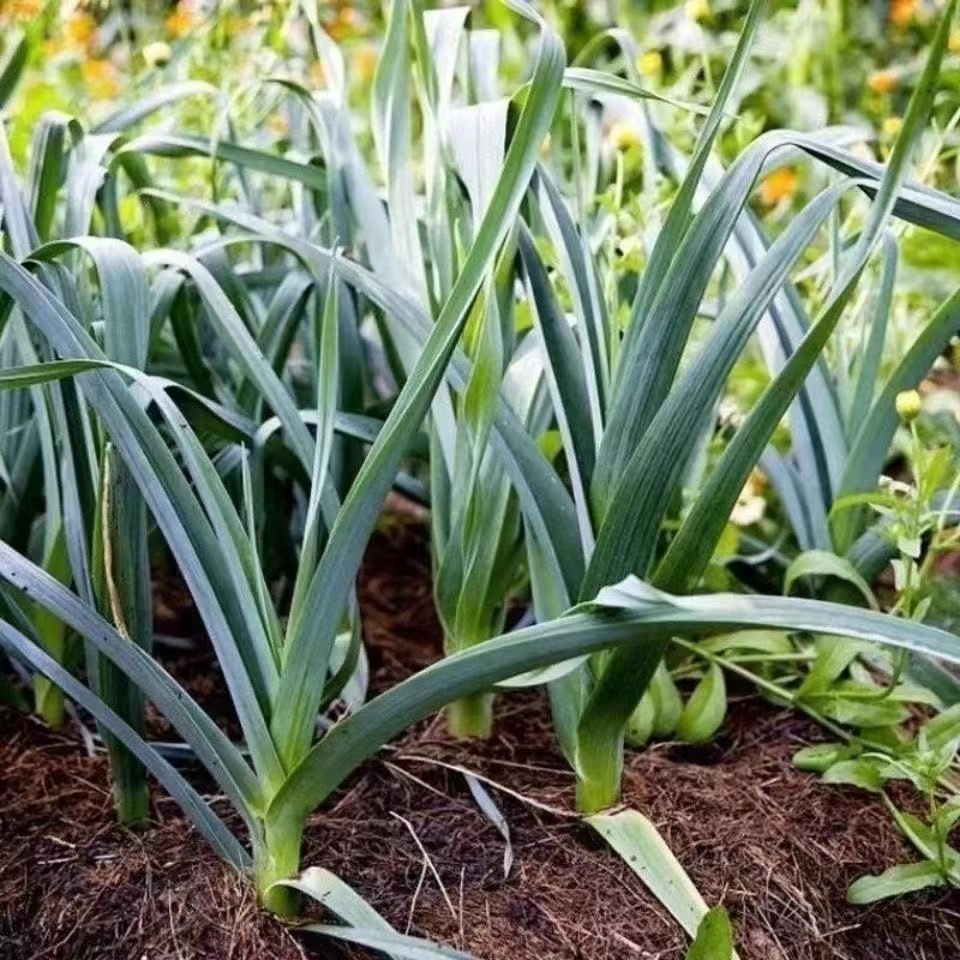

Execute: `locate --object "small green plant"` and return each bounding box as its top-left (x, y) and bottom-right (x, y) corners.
top-left (797, 705), bottom-right (960, 903)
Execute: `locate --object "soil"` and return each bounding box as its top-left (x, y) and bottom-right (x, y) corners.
top-left (2, 513), bottom-right (960, 960)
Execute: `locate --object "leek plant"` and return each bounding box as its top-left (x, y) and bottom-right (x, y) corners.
top-left (0, 99), bottom-right (160, 821)
top-left (504, 0), bottom-right (960, 810)
top-left (1, 1), bottom-right (959, 943)
top-left (368, 2), bottom-right (532, 738)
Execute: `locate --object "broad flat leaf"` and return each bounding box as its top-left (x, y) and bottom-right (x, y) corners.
top-left (304, 926), bottom-right (477, 959)
top-left (587, 809), bottom-right (719, 946)
top-left (687, 907), bottom-right (734, 960)
top-left (784, 550), bottom-right (877, 610)
top-left (283, 867), bottom-right (476, 960)
top-left (280, 867), bottom-right (395, 932)
top-left (822, 759), bottom-right (887, 792)
top-left (267, 575), bottom-right (960, 827)
top-left (847, 861), bottom-right (946, 904)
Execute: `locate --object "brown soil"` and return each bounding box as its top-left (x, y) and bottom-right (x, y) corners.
top-left (2, 514), bottom-right (960, 960)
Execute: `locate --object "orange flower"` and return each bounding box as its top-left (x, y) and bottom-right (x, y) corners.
top-left (327, 6), bottom-right (359, 41)
top-left (868, 69), bottom-right (898, 94)
top-left (0, 0), bottom-right (43, 25)
top-left (165, 0), bottom-right (201, 38)
top-left (890, 0), bottom-right (917, 28)
top-left (80, 57), bottom-right (120, 98)
top-left (758, 167), bottom-right (799, 206)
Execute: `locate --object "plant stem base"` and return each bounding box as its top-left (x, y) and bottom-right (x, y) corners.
top-left (446, 693), bottom-right (494, 739)
top-left (575, 774), bottom-right (620, 815)
top-left (255, 821), bottom-right (304, 917)
top-left (34, 677), bottom-right (65, 729)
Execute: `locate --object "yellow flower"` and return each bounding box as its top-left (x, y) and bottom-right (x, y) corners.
top-left (636, 50), bottom-right (663, 77)
top-left (758, 167), bottom-right (799, 206)
top-left (142, 41), bottom-right (172, 68)
top-left (80, 57), bottom-right (120, 98)
top-left (895, 389), bottom-right (922, 422)
top-left (308, 61), bottom-right (327, 90)
top-left (685, 0), bottom-right (711, 21)
top-left (352, 42), bottom-right (378, 83)
top-left (890, 0), bottom-right (917, 28)
top-left (65, 11), bottom-right (98, 49)
top-left (607, 120), bottom-right (642, 151)
top-left (883, 116), bottom-right (903, 137)
top-left (166, 0), bottom-right (201, 39)
top-left (868, 69), bottom-right (898, 94)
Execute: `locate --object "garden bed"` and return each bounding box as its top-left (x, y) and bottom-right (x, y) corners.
top-left (2, 517), bottom-right (958, 960)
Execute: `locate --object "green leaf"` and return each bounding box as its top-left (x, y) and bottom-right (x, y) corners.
top-left (822, 759), bottom-right (887, 792)
top-left (563, 67), bottom-right (710, 116)
top-left (659, 0), bottom-right (960, 588)
top-left (590, 0), bottom-right (771, 517)
top-left (269, 1), bottom-right (566, 766)
top-left (303, 926), bottom-right (477, 960)
top-left (676, 663), bottom-right (727, 745)
top-left (847, 861), bottom-right (946, 905)
top-left (0, 33), bottom-right (27, 110)
top-left (793, 743), bottom-right (860, 773)
top-left (0, 616), bottom-right (248, 867)
top-left (267, 576), bottom-right (960, 829)
top-left (284, 867), bottom-right (477, 960)
top-left (784, 551), bottom-right (877, 610)
top-left (687, 907), bottom-right (734, 960)
top-left (920, 703), bottom-right (960, 753)
top-left (587, 809), bottom-right (713, 942)
top-left (0, 252), bottom-right (285, 792)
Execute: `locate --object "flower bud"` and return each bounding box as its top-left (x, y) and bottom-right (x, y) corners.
top-left (895, 389), bottom-right (922, 422)
top-left (143, 41), bottom-right (172, 68)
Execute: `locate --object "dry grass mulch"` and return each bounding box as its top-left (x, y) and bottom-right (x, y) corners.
top-left (2, 516), bottom-right (959, 959)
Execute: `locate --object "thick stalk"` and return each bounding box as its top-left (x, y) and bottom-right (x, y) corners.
top-left (96, 447), bottom-right (152, 825)
top-left (445, 691), bottom-right (494, 739)
top-left (33, 534), bottom-right (71, 728)
top-left (34, 674), bottom-right (65, 728)
top-left (108, 738), bottom-right (150, 823)
top-left (573, 638), bottom-right (669, 813)
top-left (255, 818), bottom-right (304, 917)
top-left (574, 730), bottom-right (624, 814)
top-left (443, 627), bottom-right (496, 738)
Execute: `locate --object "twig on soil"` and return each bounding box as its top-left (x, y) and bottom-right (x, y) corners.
top-left (391, 811), bottom-right (458, 922)
top-left (397, 754), bottom-right (579, 819)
